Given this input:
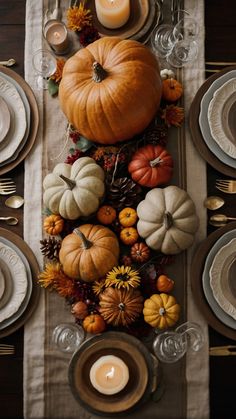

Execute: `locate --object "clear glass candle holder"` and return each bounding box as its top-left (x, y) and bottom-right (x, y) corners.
top-left (153, 321), bottom-right (205, 363)
top-left (52, 323), bottom-right (85, 353)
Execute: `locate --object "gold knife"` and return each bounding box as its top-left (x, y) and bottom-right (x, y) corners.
top-left (209, 345), bottom-right (236, 356)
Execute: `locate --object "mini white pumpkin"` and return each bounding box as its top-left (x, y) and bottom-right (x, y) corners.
top-left (43, 157), bottom-right (105, 220)
top-left (137, 186), bottom-right (199, 254)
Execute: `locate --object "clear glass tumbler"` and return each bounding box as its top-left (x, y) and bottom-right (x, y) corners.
top-left (52, 323), bottom-right (85, 353)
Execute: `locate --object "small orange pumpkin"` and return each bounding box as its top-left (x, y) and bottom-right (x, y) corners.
top-left (128, 144), bottom-right (174, 188)
top-left (43, 214), bottom-right (64, 235)
top-left (71, 301), bottom-right (88, 320)
top-left (130, 242), bottom-right (150, 263)
top-left (118, 207), bottom-right (137, 227)
top-left (83, 313), bottom-right (106, 334)
top-left (120, 227), bottom-right (139, 245)
top-left (97, 205), bottom-right (116, 225)
top-left (162, 78), bottom-right (183, 102)
top-left (156, 274), bottom-right (174, 293)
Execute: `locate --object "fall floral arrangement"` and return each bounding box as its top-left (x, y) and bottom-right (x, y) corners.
top-left (39, 3), bottom-right (186, 338)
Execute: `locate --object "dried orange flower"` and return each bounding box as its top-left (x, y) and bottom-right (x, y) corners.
top-left (161, 105), bottom-right (184, 127)
top-left (67, 2), bottom-right (92, 32)
top-left (50, 58), bottom-right (66, 83)
top-left (54, 274), bottom-right (76, 298)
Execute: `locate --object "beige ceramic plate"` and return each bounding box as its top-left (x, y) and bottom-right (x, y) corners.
top-left (208, 78), bottom-right (236, 158)
top-left (0, 242), bottom-right (27, 323)
top-left (0, 262), bottom-right (13, 310)
top-left (0, 96), bottom-right (10, 144)
top-left (209, 238), bottom-right (236, 320)
top-left (0, 74), bottom-right (26, 163)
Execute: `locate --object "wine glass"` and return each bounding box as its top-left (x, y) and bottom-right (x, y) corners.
top-left (32, 49), bottom-right (57, 90)
top-left (52, 323), bottom-right (85, 353)
top-left (152, 321), bottom-right (204, 363)
top-left (166, 39), bottom-right (199, 68)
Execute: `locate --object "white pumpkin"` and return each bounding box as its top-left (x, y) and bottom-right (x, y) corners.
top-left (137, 186), bottom-right (199, 254)
top-left (43, 157), bottom-right (105, 220)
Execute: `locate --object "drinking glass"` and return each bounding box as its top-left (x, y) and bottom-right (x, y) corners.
top-left (153, 321), bottom-right (204, 363)
top-left (166, 39), bottom-right (199, 68)
top-left (32, 49), bottom-right (57, 90)
top-left (52, 323), bottom-right (85, 353)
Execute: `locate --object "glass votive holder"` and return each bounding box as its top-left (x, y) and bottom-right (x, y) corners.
top-left (52, 323), bottom-right (85, 353)
top-left (43, 19), bottom-right (70, 55)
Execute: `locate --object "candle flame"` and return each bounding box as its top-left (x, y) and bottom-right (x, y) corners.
top-left (106, 366), bottom-right (115, 380)
top-left (54, 31), bottom-right (61, 39)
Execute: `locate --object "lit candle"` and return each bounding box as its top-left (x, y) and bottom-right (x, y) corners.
top-left (95, 0), bottom-right (130, 29)
top-left (44, 19), bottom-right (69, 55)
top-left (89, 355), bottom-right (129, 395)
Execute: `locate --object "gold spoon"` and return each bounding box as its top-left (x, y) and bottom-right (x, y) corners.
top-left (0, 58), bottom-right (16, 67)
top-left (0, 216), bottom-right (18, 226)
top-left (209, 214), bottom-right (236, 227)
top-left (204, 196), bottom-right (225, 210)
top-left (5, 195), bottom-right (24, 209)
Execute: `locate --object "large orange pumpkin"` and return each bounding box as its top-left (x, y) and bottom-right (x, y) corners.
top-left (128, 144), bottom-right (174, 187)
top-left (59, 224), bottom-right (119, 282)
top-left (59, 37), bottom-right (162, 144)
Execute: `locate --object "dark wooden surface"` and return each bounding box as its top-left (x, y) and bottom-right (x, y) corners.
top-left (0, 0), bottom-right (236, 418)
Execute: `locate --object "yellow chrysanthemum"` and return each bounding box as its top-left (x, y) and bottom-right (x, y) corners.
top-left (38, 262), bottom-right (61, 289)
top-left (161, 105), bottom-right (184, 127)
top-left (50, 58), bottom-right (66, 83)
top-left (67, 3), bottom-right (92, 32)
top-left (105, 266), bottom-right (141, 290)
top-left (92, 278), bottom-right (106, 296)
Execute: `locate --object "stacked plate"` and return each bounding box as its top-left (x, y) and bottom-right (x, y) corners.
top-left (0, 228), bottom-right (40, 338)
top-left (191, 223), bottom-right (236, 340)
top-left (0, 66), bottom-right (39, 175)
top-left (189, 66), bottom-right (236, 178)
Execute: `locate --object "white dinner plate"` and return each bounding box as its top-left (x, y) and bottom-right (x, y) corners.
top-left (0, 74), bottom-right (27, 163)
top-left (208, 78), bottom-right (236, 158)
top-left (0, 242), bottom-right (27, 323)
top-left (202, 229), bottom-right (236, 330)
top-left (0, 71), bottom-right (30, 166)
top-left (0, 237), bottom-right (33, 330)
top-left (199, 69), bottom-right (236, 169)
top-left (209, 238), bottom-right (236, 319)
top-left (0, 96), bottom-right (11, 144)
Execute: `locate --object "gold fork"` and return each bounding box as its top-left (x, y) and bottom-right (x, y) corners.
top-left (0, 344), bottom-right (15, 355)
top-left (0, 178), bottom-right (16, 195)
top-left (215, 179), bottom-right (236, 194)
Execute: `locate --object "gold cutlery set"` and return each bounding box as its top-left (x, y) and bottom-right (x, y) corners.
top-left (206, 61), bottom-right (236, 73)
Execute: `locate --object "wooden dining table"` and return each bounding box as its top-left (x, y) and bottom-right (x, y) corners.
top-left (0, 0), bottom-right (236, 418)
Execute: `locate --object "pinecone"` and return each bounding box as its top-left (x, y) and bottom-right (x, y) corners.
top-left (106, 177), bottom-right (142, 211)
top-left (142, 124), bottom-right (168, 147)
top-left (40, 237), bottom-right (61, 260)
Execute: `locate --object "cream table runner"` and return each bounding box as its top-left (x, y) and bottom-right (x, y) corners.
top-left (23, 1), bottom-right (209, 418)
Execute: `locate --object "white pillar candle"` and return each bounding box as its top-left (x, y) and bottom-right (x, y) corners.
top-left (89, 355), bottom-right (129, 395)
top-left (95, 0), bottom-right (130, 29)
top-left (44, 20), bottom-right (69, 55)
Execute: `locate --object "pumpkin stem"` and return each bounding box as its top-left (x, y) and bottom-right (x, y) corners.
top-left (92, 62), bottom-right (107, 83)
top-left (59, 174), bottom-right (76, 190)
top-left (73, 228), bottom-right (93, 249)
top-left (150, 156), bottom-right (163, 167)
top-left (159, 307), bottom-right (165, 316)
top-left (118, 302), bottom-right (125, 311)
top-left (164, 211), bottom-right (173, 230)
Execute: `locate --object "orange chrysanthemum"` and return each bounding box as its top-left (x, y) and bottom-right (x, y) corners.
top-left (50, 58), bottom-right (66, 83)
top-left (38, 262), bottom-right (75, 297)
top-left (92, 278), bottom-right (106, 296)
top-left (67, 3), bottom-right (92, 32)
top-left (161, 105), bottom-right (184, 127)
